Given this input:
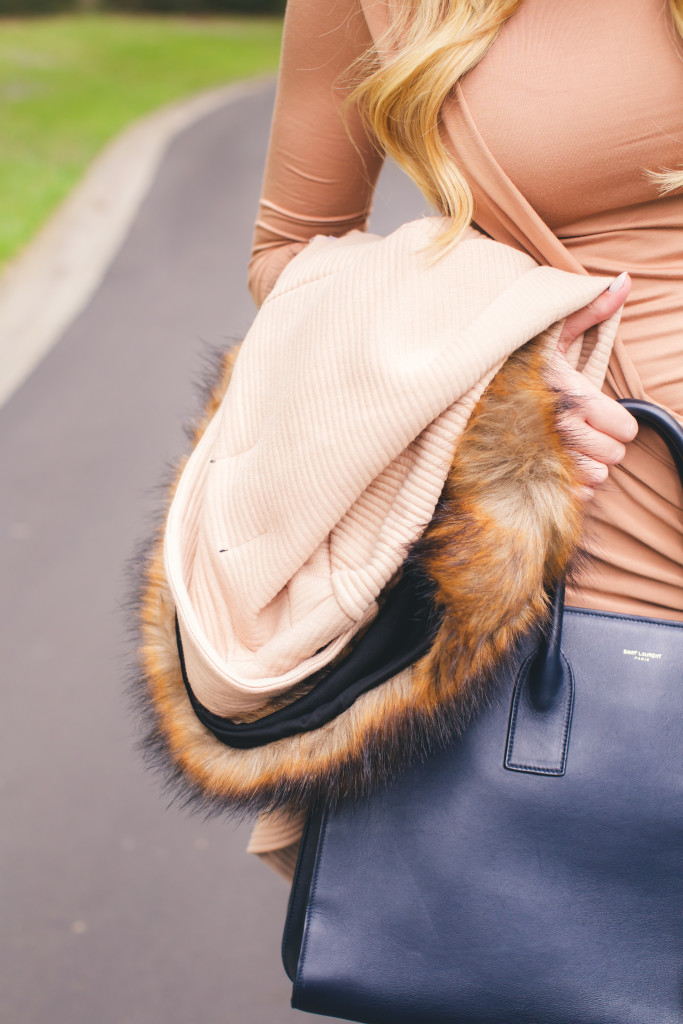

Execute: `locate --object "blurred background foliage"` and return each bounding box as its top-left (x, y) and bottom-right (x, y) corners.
top-left (0, 11), bottom-right (283, 267)
top-left (1, 0), bottom-right (285, 12)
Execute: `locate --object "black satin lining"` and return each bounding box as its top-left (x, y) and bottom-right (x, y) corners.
top-left (175, 563), bottom-right (441, 749)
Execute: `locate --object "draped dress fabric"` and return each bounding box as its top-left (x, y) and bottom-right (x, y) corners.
top-left (247, 0), bottom-right (683, 877)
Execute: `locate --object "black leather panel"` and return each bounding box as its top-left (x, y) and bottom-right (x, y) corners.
top-left (282, 805), bottom-right (325, 983)
top-left (504, 651), bottom-right (574, 775)
top-left (290, 606), bottom-right (683, 1024)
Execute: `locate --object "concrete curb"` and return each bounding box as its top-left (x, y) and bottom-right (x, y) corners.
top-left (0, 76), bottom-right (272, 409)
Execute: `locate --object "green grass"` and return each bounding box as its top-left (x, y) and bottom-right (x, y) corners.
top-left (0, 14), bottom-right (283, 267)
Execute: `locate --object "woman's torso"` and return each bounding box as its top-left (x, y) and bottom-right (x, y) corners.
top-left (457, 0), bottom-right (683, 416)
top-left (439, 0), bottom-right (683, 617)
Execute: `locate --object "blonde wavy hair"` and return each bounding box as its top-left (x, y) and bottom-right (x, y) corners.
top-left (348, 0), bottom-right (683, 252)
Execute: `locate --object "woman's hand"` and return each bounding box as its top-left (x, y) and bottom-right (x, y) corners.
top-left (548, 272), bottom-right (638, 491)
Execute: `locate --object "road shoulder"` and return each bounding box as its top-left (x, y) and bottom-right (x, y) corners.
top-left (0, 77), bottom-right (271, 409)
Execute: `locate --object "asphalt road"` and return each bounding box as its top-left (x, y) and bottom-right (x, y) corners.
top-left (0, 81), bottom-right (426, 1024)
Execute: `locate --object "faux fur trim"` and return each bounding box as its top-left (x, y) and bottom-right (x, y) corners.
top-left (129, 339), bottom-right (586, 817)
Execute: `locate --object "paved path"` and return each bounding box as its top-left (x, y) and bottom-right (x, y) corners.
top-left (0, 82), bottom-right (426, 1024)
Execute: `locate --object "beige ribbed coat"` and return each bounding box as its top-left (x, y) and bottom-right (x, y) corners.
top-left (141, 218), bottom-right (621, 880)
top-left (164, 219), bottom-right (618, 719)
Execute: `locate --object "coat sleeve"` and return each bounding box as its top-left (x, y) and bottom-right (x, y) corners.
top-left (248, 0), bottom-right (385, 307)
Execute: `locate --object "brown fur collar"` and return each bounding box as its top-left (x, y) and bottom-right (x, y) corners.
top-left (130, 339), bottom-right (585, 817)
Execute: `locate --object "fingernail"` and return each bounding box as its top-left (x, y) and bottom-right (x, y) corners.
top-left (607, 271), bottom-right (628, 293)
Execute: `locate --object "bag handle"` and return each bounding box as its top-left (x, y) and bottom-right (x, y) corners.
top-left (528, 399), bottom-right (683, 712)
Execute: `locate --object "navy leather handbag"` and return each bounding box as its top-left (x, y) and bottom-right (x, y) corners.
top-left (282, 400), bottom-right (683, 1024)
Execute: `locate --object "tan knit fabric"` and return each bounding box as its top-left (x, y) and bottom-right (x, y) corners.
top-left (164, 219), bottom-right (619, 720)
top-left (246, 810), bottom-right (306, 882)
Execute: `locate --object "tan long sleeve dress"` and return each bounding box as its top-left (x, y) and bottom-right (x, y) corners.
top-left (247, 0), bottom-right (683, 877)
